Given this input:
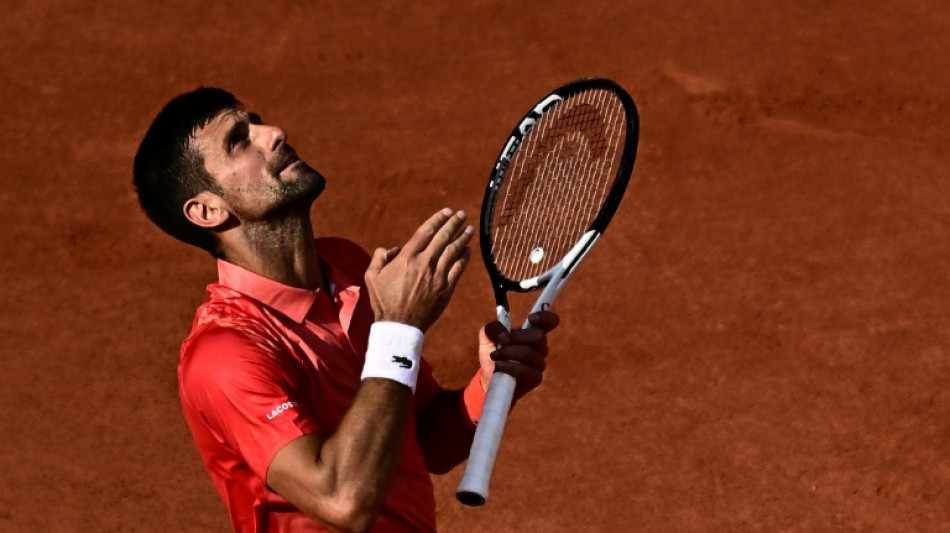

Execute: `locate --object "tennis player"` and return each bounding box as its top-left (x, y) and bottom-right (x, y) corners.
top-left (133, 87), bottom-right (558, 533)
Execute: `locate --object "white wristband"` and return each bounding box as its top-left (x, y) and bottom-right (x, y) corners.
top-left (361, 321), bottom-right (424, 393)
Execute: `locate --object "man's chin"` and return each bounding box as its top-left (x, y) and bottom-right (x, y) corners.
top-left (280, 164), bottom-right (326, 206)
top-left (298, 164), bottom-right (326, 199)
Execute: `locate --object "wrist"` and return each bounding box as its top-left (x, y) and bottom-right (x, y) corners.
top-left (361, 321), bottom-right (424, 393)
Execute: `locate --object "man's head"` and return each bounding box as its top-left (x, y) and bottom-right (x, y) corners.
top-left (133, 88), bottom-right (325, 257)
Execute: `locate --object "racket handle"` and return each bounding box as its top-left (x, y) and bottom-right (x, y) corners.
top-left (456, 304), bottom-right (513, 506)
top-left (456, 295), bottom-right (557, 506)
top-left (456, 370), bottom-right (517, 506)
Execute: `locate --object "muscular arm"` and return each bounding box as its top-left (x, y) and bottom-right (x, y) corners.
top-left (266, 380), bottom-right (411, 533)
top-left (265, 208), bottom-right (473, 533)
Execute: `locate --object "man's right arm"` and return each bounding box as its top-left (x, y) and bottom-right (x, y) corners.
top-left (265, 379), bottom-right (412, 533)
top-left (265, 208), bottom-right (472, 533)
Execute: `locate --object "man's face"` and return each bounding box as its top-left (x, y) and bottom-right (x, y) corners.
top-left (193, 107), bottom-right (325, 221)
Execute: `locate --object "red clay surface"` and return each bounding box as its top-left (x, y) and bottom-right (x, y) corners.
top-left (2, 2), bottom-right (948, 531)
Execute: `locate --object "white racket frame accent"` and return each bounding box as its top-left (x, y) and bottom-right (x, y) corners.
top-left (456, 230), bottom-right (601, 505)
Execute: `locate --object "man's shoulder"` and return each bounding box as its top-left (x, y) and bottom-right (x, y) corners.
top-left (182, 287), bottom-right (286, 361)
top-left (192, 284), bottom-right (267, 330)
top-left (179, 308), bottom-right (294, 396)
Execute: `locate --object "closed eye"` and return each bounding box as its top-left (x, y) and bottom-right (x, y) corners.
top-left (227, 122), bottom-right (250, 152)
top-left (223, 111), bottom-right (263, 153)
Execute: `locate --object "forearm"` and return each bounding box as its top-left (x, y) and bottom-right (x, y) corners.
top-left (416, 372), bottom-right (485, 474)
top-left (317, 380), bottom-right (412, 524)
top-left (268, 324), bottom-right (423, 533)
top-left (267, 383), bottom-right (413, 533)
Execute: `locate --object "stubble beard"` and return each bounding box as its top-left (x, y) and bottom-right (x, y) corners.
top-left (238, 163), bottom-right (327, 257)
top-left (229, 162), bottom-right (326, 222)
top-left (273, 162), bottom-right (326, 214)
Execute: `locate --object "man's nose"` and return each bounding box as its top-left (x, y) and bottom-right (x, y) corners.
top-left (252, 124), bottom-right (287, 152)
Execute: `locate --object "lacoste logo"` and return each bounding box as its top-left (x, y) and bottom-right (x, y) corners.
top-left (266, 401), bottom-right (299, 421)
top-left (391, 356), bottom-right (413, 369)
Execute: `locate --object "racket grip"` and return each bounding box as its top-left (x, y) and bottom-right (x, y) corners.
top-left (455, 292), bottom-right (560, 505)
top-left (456, 370), bottom-right (517, 506)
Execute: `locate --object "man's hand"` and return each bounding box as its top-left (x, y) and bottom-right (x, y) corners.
top-left (365, 208), bottom-right (473, 332)
top-left (478, 311), bottom-right (560, 399)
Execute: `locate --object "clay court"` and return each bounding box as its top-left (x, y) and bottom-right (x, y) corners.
top-left (2, 1), bottom-right (948, 531)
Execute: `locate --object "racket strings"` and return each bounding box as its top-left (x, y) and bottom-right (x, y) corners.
top-left (550, 90), bottom-right (617, 268)
top-left (496, 102), bottom-right (599, 272)
top-left (491, 88), bottom-right (626, 282)
top-left (496, 96), bottom-right (610, 279)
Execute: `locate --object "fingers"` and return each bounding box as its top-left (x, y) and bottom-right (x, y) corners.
top-left (478, 313), bottom-right (559, 399)
top-left (485, 317), bottom-right (553, 368)
top-left (526, 310), bottom-right (560, 333)
top-left (481, 311), bottom-right (558, 349)
top-left (364, 208), bottom-right (474, 332)
top-left (367, 246), bottom-right (400, 275)
top-left (438, 219), bottom-right (473, 262)
top-left (481, 320), bottom-right (510, 347)
top-left (445, 245), bottom-right (472, 286)
top-left (402, 208), bottom-right (453, 255)
top-left (495, 361), bottom-right (544, 393)
top-left (505, 315), bottom-right (558, 348)
top-left (491, 343), bottom-right (545, 398)
top-left (428, 210), bottom-right (469, 260)
top-left (404, 208), bottom-right (462, 256)
top-left (492, 343), bottom-right (547, 372)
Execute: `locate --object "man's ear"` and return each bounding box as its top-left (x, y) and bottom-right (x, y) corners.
top-left (183, 191), bottom-right (231, 229)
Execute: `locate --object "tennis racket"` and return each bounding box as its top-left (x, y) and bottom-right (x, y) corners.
top-left (456, 78), bottom-right (640, 506)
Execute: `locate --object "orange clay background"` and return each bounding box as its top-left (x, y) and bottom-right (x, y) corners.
top-left (2, 2), bottom-right (948, 531)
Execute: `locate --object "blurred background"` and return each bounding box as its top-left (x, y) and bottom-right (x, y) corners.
top-left (1, 1), bottom-right (948, 530)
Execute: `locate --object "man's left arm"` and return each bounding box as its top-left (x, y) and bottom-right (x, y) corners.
top-left (415, 311), bottom-right (560, 474)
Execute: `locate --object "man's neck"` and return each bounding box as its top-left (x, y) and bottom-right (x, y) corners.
top-left (220, 213), bottom-right (326, 291)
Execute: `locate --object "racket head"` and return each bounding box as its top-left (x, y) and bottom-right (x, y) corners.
top-left (479, 78), bottom-right (640, 295)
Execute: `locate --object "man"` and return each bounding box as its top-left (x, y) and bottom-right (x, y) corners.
top-left (133, 87), bottom-right (558, 533)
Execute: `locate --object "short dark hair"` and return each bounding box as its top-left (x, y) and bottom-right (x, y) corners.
top-left (133, 87), bottom-right (238, 257)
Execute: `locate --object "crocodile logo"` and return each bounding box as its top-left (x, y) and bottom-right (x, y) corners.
top-left (391, 356), bottom-right (413, 369)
